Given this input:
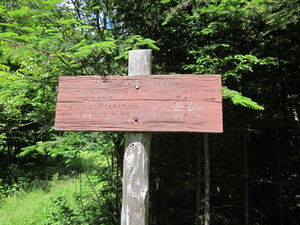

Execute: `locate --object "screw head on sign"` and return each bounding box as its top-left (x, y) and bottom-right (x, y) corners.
top-left (135, 85), bottom-right (140, 90)
top-left (133, 116), bottom-right (138, 122)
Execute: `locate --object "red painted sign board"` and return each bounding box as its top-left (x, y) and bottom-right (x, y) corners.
top-left (54, 75), bottom-right (223, 133)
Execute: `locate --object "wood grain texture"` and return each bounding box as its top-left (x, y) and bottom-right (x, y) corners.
top-left (121, 133), bottom-right (151, 225)
top-left (54, 74), bottom-right (223, 132)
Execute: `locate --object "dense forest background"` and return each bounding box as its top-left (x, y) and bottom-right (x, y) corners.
top-left (0, 0), bottom-right (299, 224)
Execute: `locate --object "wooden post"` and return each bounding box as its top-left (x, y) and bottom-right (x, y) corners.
top-left (121, 49), bottom-right (152, 225)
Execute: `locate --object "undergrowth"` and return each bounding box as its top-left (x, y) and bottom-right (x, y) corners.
top-left (0, 150), bottom-right (122, 225)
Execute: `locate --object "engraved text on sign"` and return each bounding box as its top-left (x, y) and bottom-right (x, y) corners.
top-left (54, 75), bottom-right (223, 132)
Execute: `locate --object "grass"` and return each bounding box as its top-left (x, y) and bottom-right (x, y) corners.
top-left (0, 179), bottom-right (84, 225)
top-left (0, 152), bottom-right (103, 225)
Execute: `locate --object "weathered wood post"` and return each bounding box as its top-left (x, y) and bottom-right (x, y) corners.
top-left (121, 49), bottom-right (152, 225)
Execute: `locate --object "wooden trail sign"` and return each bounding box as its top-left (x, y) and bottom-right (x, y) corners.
top-left (54, 49), bottom-right (223, 225)
top-left (54, 75), bottom-right (223, 133)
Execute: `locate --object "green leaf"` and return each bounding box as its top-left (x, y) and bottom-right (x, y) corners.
top-left (222, 86), bottom-right (264, 110)
top-left (0, 32), bottom-right (18, 37)
top-left (8, 6), bottom-right (31, 17)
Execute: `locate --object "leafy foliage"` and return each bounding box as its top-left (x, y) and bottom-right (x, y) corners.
top-left (43, 133), bottom-right (122, 225)
top-left (222, 86), bottom-right (264, 110)
top-left (0, 0), bottom-right (157, 162)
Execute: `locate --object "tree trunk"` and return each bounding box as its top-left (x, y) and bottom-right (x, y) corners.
top-left (276, 122), bottom-right (284, 225)
top-left (244, 132), bottom-right (249, 225)
top-left (203, 133), bottom-right (210, 225)
top-left (195, 139), bottom-right (202, 225)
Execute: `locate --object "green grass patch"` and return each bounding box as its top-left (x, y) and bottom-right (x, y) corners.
top-left (0, 179), bottom-right (83, 225)
top-left (0, 152), bottom-right (103, 225)
top-left (0, 151), bottom-right (120, 224)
